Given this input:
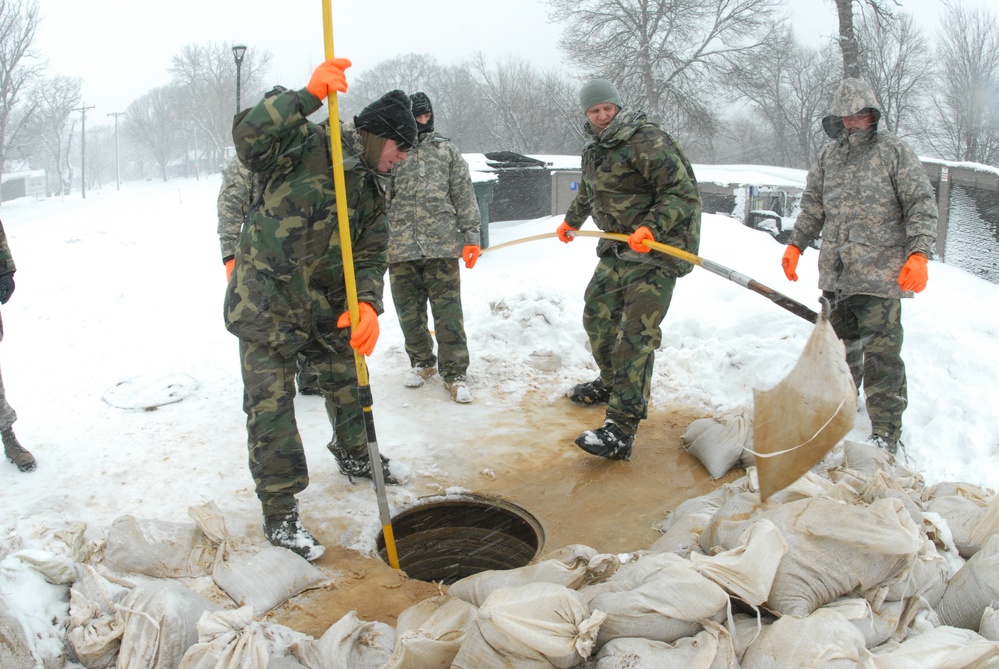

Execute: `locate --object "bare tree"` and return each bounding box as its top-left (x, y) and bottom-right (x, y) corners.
top-left (832, 0), bottom-right (897, 78)
top-left (0, 0), bottom-right (42, 202)
top-left (856, 6), bottom-right (934, 139)
top-left (725, 26), bottom-right (841, 168)
top-left (926, 1), bottom-right (999, 164)
top-left (169, 41), bottom-right (272, 173)
top-left (124, 85), bottom-right (185, 182)
top-left (20, 75), bottom-right (81, 195)
top-left (544, 0), bottom-right (782, 151)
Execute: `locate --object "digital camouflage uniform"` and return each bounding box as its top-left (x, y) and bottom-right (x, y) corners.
top-left (225, 87), bottom-right (389, 517)
top-left (386, 130), bottom-right (480, 383)
top-left (563, 108), bottom-right (701, 435)
top-left (788, 78), bottom-right (937, 443)
top-left (218, 155), bottom-right (320, 393)
top-left (0, 220), bottom-right (17, 432)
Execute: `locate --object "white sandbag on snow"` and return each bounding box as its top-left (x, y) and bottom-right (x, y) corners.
top-left (937, 533), bottom-right (999, 631)
top-left (926, 489), bottom-right (999, 560)
top-left (104, 515), bottom-right (217, 578)
top-left (593, 620), bottom-right (738, 669)
top-left (177, 606), bottom-right (268, 669)
top-left (447, 544), bottom-right (618, 607)
top-left (585, 554), bottom-right (729, 647)
top-left (378, 595), bottom-right (475, 669)
top-left (66, 565), bottom-right (132, 668)
top-left (705, 496), bottom-right (922, 617)
top-left (451, 582), bottom-right (605, 669)
top-left (980, 604), bottom-right (999, 641)
top-left (290, 610), bottom-right (394, 669)
top-left (651, 480), bottom-right (746, 557)
top-left (683, 409), bottom-right (753, 479)
top-left (690, 518), bottom-right (788, 606)
top-left (0, 592), bottom-right (36, 669)
top-left (212, 545), bottom-right (327, 615)
top-left (865, 625), bottom-right (999, 668)
top-left (740, 607), bottom-right (869, 668)
top-left (116, 580), bottom-right (222, 669)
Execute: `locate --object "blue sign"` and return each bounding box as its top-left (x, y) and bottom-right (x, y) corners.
top-left (570, 181), bottom-right (578, 191)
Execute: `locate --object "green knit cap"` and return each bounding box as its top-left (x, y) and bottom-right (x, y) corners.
top-left (579, 79), bottom-right (623, 112)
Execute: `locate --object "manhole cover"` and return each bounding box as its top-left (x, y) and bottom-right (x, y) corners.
top-left (377, 494), bottom-right (544, 584)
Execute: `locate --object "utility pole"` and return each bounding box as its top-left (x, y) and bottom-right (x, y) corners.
top-left (73, 104), bottom-right (96, 198)
top-left (108, 111), bottom-right (125, 190)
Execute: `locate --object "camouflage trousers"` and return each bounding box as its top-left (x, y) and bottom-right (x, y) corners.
top-left (389, 258), bottom-right (469, 382)
top-left (0, 368), bottom-right (16, 432)
top-left (824, 292), bottom-right (907, 441)
top-left (239, 335), bottom-right (365, 516)
top-left (583, 256), bottom-right (677, 434)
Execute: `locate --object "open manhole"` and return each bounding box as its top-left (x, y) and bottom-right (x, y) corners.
top-left (377, 494), bottom-right (545, 584)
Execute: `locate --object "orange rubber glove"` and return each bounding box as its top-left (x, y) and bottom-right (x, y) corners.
top-left (898, 252), bottom-right (929, 292)
top-left (556, 220), bottom-right (576, 243)
top-left (225, 257), bottom-right (235, 282)
top-left (336, 302), bottom-right (379, 356)
top-left (628, 226), bottom-right (654, 253)
top-left (462, 245), bottom-right (481, 269)
top-left (306, 58), bottom-right (352, 100)
top-left (782, 245), bottom-right (801, 282)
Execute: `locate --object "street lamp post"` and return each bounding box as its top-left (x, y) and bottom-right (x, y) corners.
top-left (232, 44), bottom-right (247, 114)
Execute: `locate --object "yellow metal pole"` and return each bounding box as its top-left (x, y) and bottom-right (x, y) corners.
top-left (320, 0), bottom-right (400, 569)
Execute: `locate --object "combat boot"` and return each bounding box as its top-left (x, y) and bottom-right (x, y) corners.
top-left (330, 442), bottom-right (400, 485)
top-left (574, 420), bottom-right (634, 460)
top-left (444, 377), bottom-right (473, 404)
top-left (404, 365), bottom-right (436, 388)
top-left (263, 509), bottom-right (325, 561)
top-left (3, 428), bottom-right (36, 473)
top-left (567, 378), bottom-right (610, 406)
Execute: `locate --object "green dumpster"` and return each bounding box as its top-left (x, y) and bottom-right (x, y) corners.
top-left (472, 179), bottom-right (495, 248)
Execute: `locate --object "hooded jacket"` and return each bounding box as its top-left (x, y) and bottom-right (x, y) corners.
top-left (224, 87), bottom-right (389, 357)
top-left (564, 108), bottom-right (701, 277)
top-left (788, 78), bottom-right (937, 298)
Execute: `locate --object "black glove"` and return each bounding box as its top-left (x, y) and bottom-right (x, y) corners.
top-left (0, 273), bottom-right (14, 304)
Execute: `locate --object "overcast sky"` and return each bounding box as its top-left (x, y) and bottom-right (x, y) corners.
top-left (32, 0), bottom-right (997, 125)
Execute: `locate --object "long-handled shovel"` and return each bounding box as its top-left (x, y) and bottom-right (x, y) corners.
top-left (483, 230), bottom-right (818, 323)
top-left (320, 0), bottom-right (399, 570)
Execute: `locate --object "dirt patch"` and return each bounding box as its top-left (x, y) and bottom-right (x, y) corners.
top-left (266, 396), bottom-right (741, 637)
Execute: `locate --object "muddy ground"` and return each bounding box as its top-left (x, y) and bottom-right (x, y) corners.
top-left (264, 399), bottom-right (742, 637)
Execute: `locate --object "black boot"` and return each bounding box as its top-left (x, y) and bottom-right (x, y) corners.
top-left (575, 420), bottom-right (634, 460)
top-left (330, 442), bottom-right (400, 485)
top-left (567, 378), bottom-right (610, 406)
top-left (3, 428), bottom-right (36, 473)
top-left (263, 509), bottom-right (325, 561)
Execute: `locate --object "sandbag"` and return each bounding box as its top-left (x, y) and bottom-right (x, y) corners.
top-left (451, 582), bottom-right (604, 669)
top-left (0, 592), bottom-right (35, 669)
top-left (378, 595), bottom-right (475, 669)
top-left (740, 607), bottom-right (869, 668)
top-left (683, 408), bottom-right (752, 479)
top-left (104, 515), bottom-right (217, 578)
top-left (212, 545), bottom-right (327, 614)
top-left (290, 610), bottom-right (394, 669)
top-left (447, 544), bottom-right (618, 607)
top-left (66, 565), bottom-right (132, 668)
top-left (176, 606), bottom-right (268, 669)
top-left (690, 518), bottom-right (788, 606)
top-left (980, 604), bottom-right (999, 641)
top-left (937, 533), bottom-right (999, 631)
top-left (650, 482), bottom-right (741, 556)
top-left (116, 580), bottom-right (222, 669)
top-left (864, 625), bottom-right (999, 668)
top-left (593, 621), bottom-right (737, 669)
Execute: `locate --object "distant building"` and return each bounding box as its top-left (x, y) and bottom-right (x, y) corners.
top-left (1, 169), bottom-right (47, 201)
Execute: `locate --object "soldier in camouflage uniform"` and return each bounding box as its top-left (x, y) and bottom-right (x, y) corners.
top-left (217, 154), bottom-right (321, 395)
top-left (557, 79), bottom-right (701, 460)
top-left (225, 58), bottom-right (416, 560)
top-left (782, 78), bottom-right (937, 456)
top-left (386, 92), bottom-right (481, 403)
top-left (0, 218), bottom-right (35, 473)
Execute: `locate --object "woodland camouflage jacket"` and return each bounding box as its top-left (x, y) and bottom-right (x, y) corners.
top-left (224, 87), bottom-right (389, 356)
top-left (564, 108), bottom-right (701, 277)
top-left (385, 132), bottom-right (480, 264)
top-left (0, 219), bottom-right (14, 276)
top-left (789, 78), bottom-right (937, 299)
top-left (216, 156), bottom-right (261, 262)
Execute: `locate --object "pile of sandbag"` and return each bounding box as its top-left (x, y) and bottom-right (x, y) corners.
top-left (5, 439), bottom-right (999, 668)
